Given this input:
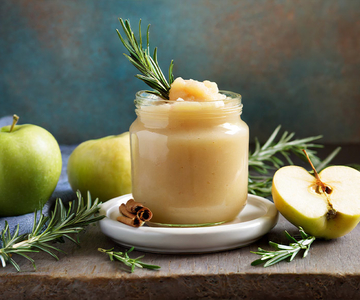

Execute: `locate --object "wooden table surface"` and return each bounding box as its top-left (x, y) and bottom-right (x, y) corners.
top-left (1, 145), bottom-right (360, 300)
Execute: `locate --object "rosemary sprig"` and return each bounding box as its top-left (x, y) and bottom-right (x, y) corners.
top-left (248, 125), bottom-right (341, 197)
top-left (117, 18), bottom-right (174, 99)
top-left (251, 227), bottom-right (316, 267)
top-left (0, 191), bottom-right (104, 271)
top-left (98, 247), bottom-right (160, 273)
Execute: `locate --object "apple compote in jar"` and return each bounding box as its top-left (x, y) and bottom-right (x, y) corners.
top-left (130, 79), bottom-right (249, 226)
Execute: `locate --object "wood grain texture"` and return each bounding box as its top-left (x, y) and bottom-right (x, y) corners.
top-left (1, 214), bottom-right (360, 299)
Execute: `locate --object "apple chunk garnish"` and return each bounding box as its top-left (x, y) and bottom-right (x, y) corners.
top-left (272, 151), bottom-right (360, 239)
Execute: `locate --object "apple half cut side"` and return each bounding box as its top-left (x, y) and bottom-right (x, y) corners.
top-left (272, 165), bottom-right (360, 239)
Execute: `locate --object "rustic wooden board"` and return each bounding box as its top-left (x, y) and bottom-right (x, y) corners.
top-left (1, 213), bottom-right (360, 299)
top-left (1, 145), bottom-right (359, 299)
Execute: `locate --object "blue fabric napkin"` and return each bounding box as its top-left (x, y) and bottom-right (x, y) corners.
top-left (0, 116), bottom-right (77, 239)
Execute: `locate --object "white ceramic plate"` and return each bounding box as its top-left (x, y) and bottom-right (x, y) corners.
top-left (99, 194), bottom-right (278, 254)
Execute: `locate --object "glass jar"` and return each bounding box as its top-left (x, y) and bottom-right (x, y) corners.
top-left (130, 91), bottom-right (249, 226)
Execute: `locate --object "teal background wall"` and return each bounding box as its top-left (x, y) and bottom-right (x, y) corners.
top-left (1, 0), bottom-right (359, 144)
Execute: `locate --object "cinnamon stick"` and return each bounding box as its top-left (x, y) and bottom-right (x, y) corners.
top-left (117, 199), bottom-right (153, 227)
top-left (119, 203), bottom-right (136, 219)
top-left (125, 199), bottom-right (144, 214)
top-left (137, 207), bottom-right (153, 222)
top-left (116, 215), bottom-right (144, 227)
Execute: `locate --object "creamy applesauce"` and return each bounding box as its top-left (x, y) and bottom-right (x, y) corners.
top-left (130, 81), bottom-right (249, 225)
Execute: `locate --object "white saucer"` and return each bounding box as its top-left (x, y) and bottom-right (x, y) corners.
top-left (99, 194), bottom-right (278, 254)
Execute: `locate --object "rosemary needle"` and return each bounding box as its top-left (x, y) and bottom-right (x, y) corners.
top-left (0, 191), bottom-right (104, 272)
top-left (251, 227), bottom-right (316, 267)
top-left (98, 247), bottom-right (160, 273)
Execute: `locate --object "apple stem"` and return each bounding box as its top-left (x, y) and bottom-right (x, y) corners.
top-left (9, 114), bottom-right (19, 133)
top-left (302, 149), bottom-right (331, 194)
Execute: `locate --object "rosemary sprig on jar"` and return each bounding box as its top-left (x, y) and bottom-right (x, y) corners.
top-left (116, 18), bottom-right (174, 99)
top-left (0, 191), bottom-right (104, 272)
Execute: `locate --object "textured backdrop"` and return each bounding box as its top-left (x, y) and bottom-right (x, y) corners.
top-left (0, 0), bottom-right (359, 144)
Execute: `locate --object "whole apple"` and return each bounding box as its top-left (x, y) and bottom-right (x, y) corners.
top-left (0, 115), bottom-right (62, 216)
top-left (67, 132), bottom-right (131, 202)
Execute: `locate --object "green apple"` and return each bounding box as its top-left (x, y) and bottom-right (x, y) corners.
top-left (67, 132), bottom-right (131, 202)
top-left (0, 115), bottom-right (62, 216)
top-left (272, 164), bottom-right (360, 239)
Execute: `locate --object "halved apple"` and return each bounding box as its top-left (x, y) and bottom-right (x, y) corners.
top-left (272, 165), bottom-right (360, 239)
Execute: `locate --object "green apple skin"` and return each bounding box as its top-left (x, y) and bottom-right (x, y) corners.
top-left (272, 165), bottom-right (360, 239)
top-left (0, 124), bottom-right (62, 216)
top-left (67, 132), bottom-right (131, 202)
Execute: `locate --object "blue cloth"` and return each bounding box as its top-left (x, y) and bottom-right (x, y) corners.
top-left (0, 116), bottom-right (77, 238)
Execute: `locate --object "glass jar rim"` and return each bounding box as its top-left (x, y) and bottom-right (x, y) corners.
top-left (135, 90), bottom-right (242, 104)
